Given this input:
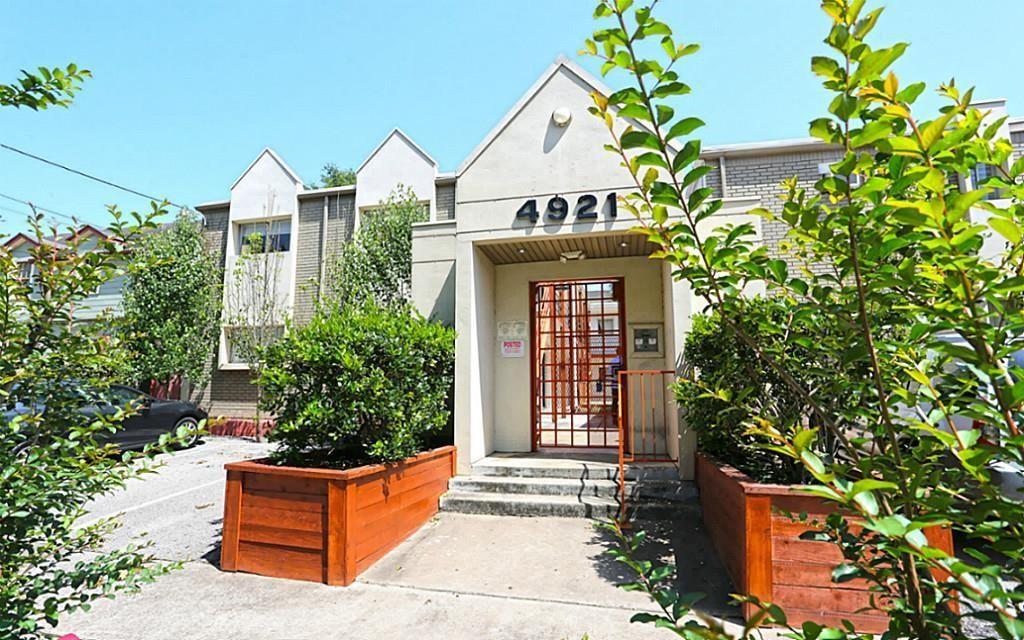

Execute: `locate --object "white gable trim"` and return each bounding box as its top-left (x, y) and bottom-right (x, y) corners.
top-left (357, 128), bottom-right (438, 174)
top-left (230, 147), bottom-right (304, 190)
top-left (456, 54), bottom-right (673, 178)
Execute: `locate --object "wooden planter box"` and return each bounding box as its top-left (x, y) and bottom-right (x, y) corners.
top-left (220, 446), bottom-right (456, 585)
top-left (695, 452), bottom-right (954, 633)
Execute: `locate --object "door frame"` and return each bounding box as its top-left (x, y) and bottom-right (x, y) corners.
top-left (528, 276), bottom-right (627, 451)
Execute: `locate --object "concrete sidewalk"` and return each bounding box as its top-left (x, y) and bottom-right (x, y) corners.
top-left (57, 439), bottom-right (740, 640)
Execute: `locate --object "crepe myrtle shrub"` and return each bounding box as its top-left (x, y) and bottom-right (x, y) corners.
top-left (586, 0), bottom-right (1024, 638)
top-left (120, 209), bottom-right (222, 395)
top-left (258, 299), bottom-right (455, 469)
top-left (327, 185), bottom-right (427, 309)
top-left (0, 205), bottom-right (196, 639)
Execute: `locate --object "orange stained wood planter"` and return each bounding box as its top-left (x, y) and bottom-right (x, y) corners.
top-left (695, 453), bottom-right (955, 634)
top-left (220, 446), bottom-right (456, 586)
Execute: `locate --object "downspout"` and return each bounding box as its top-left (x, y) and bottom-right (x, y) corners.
top-left (318, 195), bottom-right (329, 298)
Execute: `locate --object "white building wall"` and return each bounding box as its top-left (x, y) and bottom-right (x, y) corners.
top-left (411, 220), bottom-right (457, 326)
top-left (454, 244), bottom-right (496, 471)
top-left (220, 148), bottom-right (302, 369)
top-left (356, 130), bottom-right (438, 222)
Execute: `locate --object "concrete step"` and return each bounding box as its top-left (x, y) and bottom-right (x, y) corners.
top-left (439, 490), bottom-right (697, 519)
top-left (440, 491), bottom-right (619, 518)
top-left (448, 475), bottom-right (698, 503)
top-left (449, 475), bottom-right (619, 497)
top-left (471, 458), bottom-right (679, 482)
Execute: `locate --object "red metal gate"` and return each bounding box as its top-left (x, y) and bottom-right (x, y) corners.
top-left (530, 278), bottom-right (626, 449)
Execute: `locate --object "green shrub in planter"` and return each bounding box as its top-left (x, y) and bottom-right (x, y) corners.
top-left (258, 300), bottom-right (455, 468)
top-left (679, 298), bottom-right (831, 484)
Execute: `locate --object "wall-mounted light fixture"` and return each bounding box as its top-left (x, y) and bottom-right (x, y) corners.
top-left (551, 107), bottom-right (572, 128)
top-left (559, 249), bottom-right (586, 264)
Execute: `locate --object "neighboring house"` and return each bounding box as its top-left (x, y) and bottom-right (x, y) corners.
top-left (3, 225), bottom-right (126, 321)
top-left (196, 55), bottom-right (1023, 479)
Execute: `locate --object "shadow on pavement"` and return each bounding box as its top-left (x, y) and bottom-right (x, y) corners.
top-left (200, 517), bottom-right (223, 568)
top-left (589, 511), bottom-right (740, 622)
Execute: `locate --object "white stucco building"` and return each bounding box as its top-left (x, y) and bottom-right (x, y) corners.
top-left (195, 55), bottom-right (1024, 479)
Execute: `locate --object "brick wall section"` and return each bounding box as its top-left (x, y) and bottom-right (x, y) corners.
top-left (435, 182), bottom-right (456, 221)
top-left (207, 369), bottom-right (260, 417)
top-left (701, 159), bottom-right (723, 198)
top-left (196, 195), bottom-right (356, 419)
top-left (197, 204), bottom-right (261, 418)
top-left (202, 206), bottom-right (229, 260)
top-left (321, 193), bottom-right (356, 291)
top-left (294, 197), bottom-right (325, 325)
top-left (719, 149), bottom-right (843, 266)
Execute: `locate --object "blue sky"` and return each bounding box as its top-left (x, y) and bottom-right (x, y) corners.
top-left (2, 1), bottom-right (1022, 233)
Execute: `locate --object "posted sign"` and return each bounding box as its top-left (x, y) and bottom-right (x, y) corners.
top-left (501, 339), bottom-right (525, 358)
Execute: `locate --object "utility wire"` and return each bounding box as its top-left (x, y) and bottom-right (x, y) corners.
top-left (0, 142), bottom-right (189, 210)
top-left (0, 192), bottom-right (78, 223)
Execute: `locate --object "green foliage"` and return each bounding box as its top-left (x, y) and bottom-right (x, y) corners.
top-left (258, 299), bottom-right (455, 469)
top-left (588, 0), bottom-right (1024, 637)
top-left (326, 186), bottom-right (426, 308)
top-left (0, 206), bottom-right (193, 638)
top-left (679, 300), bottom-right (818, 484)
top-left (309, 162), bottom-right (357, 189)
top-left (0, 64), bottom-right (90, 110)
top-left (120, 209), bottom-right (222, 391)
top-left (597, 520), bottom-right (858, 640)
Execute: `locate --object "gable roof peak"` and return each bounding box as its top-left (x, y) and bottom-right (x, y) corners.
top-left (357, 128), bottom-right (437, 174)
top-left (456, 54), bottom-right (615, 176)
top-left (231, 147), bottom-right (304, 190)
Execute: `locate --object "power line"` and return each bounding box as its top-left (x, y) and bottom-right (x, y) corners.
top-left (0, 192), bottom-right (78, 223)
top-left (0, 142), bottom-right (189, 210)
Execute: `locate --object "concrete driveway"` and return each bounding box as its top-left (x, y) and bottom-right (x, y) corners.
top-left (59, 438), bottom-right (739, 640)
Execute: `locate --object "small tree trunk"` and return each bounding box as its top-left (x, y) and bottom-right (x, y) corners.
top-left (253, 382), bottom-right (263, 443)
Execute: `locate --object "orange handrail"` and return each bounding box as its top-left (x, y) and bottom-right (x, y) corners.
top-left (617, 369), bottom-right (677, 522)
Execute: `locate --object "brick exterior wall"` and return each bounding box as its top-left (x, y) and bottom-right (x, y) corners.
top-left (717, 148), bottom-right (843, 267)
top-left (294, 197), bottom-right (325, 325)
top-left (206, 368), bottom-right (260, 417)
top-left (321, 193), bottom-right (356, 288)
top-left (701, 159), bottom-right (723, 199)
top-left (198, 205), bottom-right (260, 418)
top-left (202, 206), bottom-right (229, 260)
top-left (435, 182), bottom-right (456, 221)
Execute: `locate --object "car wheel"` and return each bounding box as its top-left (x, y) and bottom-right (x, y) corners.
top-left (175, 416), bottom-right (201, 449)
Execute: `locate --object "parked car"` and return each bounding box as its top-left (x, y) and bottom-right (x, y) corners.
top-left (4, 383), bottom-right (207, 452)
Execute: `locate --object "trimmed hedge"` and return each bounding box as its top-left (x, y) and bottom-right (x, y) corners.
top-left (259, 300), bottom-right (455, 469)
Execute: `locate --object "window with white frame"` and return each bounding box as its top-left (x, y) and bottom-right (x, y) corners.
top-left (969, 163), bottom-right (1005, 201)
top-left (16, 260), bottom-right (36, 284)
top-left (237, 219), bottom-right (291, 254)
top-left (225, 326), bottom-right (284, 364)
top-left (358, 201), bottom-right (430, 228)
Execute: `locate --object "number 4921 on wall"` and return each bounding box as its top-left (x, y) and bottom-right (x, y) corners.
top-left (516, 193), bottom-right (617, 223)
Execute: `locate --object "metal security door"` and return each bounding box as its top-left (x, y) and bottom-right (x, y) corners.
top-left (530, 278), bottom-right (626, 449)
